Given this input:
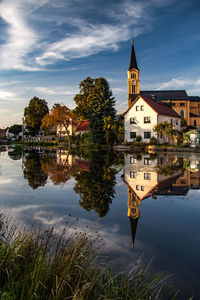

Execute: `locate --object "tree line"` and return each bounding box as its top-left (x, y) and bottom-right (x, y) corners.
top-left (23, 77), bottom-right (124, 145)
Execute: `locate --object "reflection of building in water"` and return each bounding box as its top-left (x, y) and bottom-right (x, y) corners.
top-left (124, 153), bottom-right (183, 248)
top-left (56, 150), bottom-right (74, 166)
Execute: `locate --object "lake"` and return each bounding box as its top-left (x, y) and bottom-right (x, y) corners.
top-left (0, 145), bottom-right (200, 299)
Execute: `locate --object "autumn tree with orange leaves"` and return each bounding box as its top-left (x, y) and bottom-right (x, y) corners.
top-left (42, 104), bottom-right (77, 141)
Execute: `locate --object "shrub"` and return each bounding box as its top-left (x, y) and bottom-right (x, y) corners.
top-left (150, 136), bottom-right (158, 145)
top-left (136, 135), bottom-right (142, 142)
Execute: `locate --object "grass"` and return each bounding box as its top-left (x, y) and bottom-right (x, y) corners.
top-left (0, 214), bottom-right (183, 300)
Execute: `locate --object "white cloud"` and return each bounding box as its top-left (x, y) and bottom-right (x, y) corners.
top-left (0, 89), bottom-right (21, 101)
top-left (156, 77), bottom-right (200, 93)
top-left (35, 86), bottom-right (77, 95)
top-left (36, 24), bottom-right (130, 66)
top-left (0, 0), bottom-right (46, 71)
top-left (0, 0), bottom-right (174, 70)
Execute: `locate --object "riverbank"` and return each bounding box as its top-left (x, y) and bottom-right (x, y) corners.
top-left (0, 214), bottom-right (179, 300)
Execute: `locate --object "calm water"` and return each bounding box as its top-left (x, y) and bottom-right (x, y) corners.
top-left (0, 145), bottom-right (200, 299)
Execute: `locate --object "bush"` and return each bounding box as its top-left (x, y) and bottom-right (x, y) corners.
top-left (150, 137), bottom-right (158, 145)
top-left (136, 135), bottom-right (142, 142)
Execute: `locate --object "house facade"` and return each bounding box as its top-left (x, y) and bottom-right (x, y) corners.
top-left (124, 95), bottom-right (181, 143)
top-left (124, 41), bottom-right (200, 142)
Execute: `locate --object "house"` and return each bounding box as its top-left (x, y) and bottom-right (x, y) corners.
top-left (75, 120), bottom-right (90, 135)
top-left (124, 94), bottom-right (181, 143)
top-left (124, 41), bottom-right (200, 143)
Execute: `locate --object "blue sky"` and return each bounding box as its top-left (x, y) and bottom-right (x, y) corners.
top-left (0, 0), bottom-right (200, 127)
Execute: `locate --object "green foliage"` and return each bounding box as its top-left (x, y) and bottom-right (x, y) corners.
top-left (136, 135), bottom-right (142, 142)
top-left (24, 97), bottom-right (49, 135)
top-left (9, 124), bottom-right (22, 135)
top-left (74, 77), bottom-right (116, 144)
top-left (153, 122), bottom-right (178, 143)
top-left (149, 136), bottom-right (158, 145)
top-left (181, 117), bottom-right (187, 127)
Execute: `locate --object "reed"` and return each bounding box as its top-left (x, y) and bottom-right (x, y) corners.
top-left (0, 214), bottom-right (181, 300)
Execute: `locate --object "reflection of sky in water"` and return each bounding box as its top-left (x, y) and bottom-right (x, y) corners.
top-left (0, 149), bottom-right (200, 299)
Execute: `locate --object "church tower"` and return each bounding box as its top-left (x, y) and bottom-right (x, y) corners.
top-left (127, 40), bottom-right (140, 108)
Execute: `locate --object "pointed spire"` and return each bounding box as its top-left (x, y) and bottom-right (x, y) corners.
top-left (128, 40), bottom-right (138, 71)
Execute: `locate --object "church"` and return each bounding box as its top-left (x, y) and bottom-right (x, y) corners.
top-left (124, 41), bottom-right (200, 143)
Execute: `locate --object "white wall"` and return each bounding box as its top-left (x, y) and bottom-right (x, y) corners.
top-left (124, 97), bottom-right (158, 142)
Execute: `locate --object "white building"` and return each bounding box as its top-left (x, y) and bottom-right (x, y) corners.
top-left (124, 95), bottom-right (181, 143)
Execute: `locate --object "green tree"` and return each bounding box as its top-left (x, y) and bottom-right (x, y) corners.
top-left (9, 124), bottom-right (22, 135)
top-left (153, 122), bottom-right (178, 143)
top-left (74, 77), bottom-right (116, 144)
top-left (24, 97), bottom-right (49, 135)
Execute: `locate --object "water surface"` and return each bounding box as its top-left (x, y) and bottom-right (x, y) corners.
top-left (0, 146), bottom-right (200, 299)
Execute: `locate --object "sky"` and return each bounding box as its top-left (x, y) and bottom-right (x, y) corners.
top-left (0, 0), bottom-right (200, 127)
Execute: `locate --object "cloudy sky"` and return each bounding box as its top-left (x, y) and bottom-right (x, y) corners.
top-left (0, 0), bottom-right (200, 127)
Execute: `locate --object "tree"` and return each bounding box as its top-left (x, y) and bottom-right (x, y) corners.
top-left (74, 77), bottom-right (116, 144)
top-left (9, 124), bottom-right (22, 135)
top-left (24, 97), bottom-right (49, 135)
top-left (42, 104), bottom-right (77, 142)
top-left (153, 122), bottom-right (178, 143)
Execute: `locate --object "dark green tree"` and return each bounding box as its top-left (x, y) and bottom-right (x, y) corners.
top-left (74, 77), bottom-right (116, 144)
top-left (9, 124), bottom-right (22, 135)
top-left (73, 151), bottom-right (117, 217)
top-left (24, 97), bottom-right (49, 135)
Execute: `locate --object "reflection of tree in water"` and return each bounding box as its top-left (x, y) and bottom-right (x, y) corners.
top-left (41, 154), bottom-right (76, 185)
top-left (8, 146), bottom-right (22, 161)
top-left (73, 151), bottom-right (117, 218)
top-left (23, 152), bottom-right (48, 189)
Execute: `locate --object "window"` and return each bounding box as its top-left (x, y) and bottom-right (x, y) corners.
top-left (144, 173), bottom-right (151, 180)
top-left (136, 106), bottom-right (139, 111)
top-left (144, 157), bottom-right (151, 165)
top-left (130, 172), bottom-right (136, 178)
top-left (180, 110), bottom-right (185, 117)
top-left (171, 119), bottom-right (173, 125)
top-left (132, 83), bottom-right (135, 94)
top-left (144, 117), bottom-right (151, 123)
top-left (130, 156), bottom-right (137, 164)
top-left (144, 132), bottom-right (151, 139)
top-left (175, 119), bottom-right (178, 125)
top-left (130, 132), bottom-right (136, 139)
top-left (194, 120), bottom-right (197, 126)
top-left (141, 186), bottom-right (144, 191)
top-left (131, 73), bottom-right (136, 79)
top-left (141, 105), bottom-right (144, 111)
top-left (130, 117), bottom-right (136, 124)
top-left (136, 185), bottom-right (140, 190)
top-left (180, 103), bottom-right (185, 107)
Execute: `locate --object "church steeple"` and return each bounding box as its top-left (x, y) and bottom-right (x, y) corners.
top-left (128, 40), bottom-right (138, 71)
top-left (127, 40), bottom-right (140, 108)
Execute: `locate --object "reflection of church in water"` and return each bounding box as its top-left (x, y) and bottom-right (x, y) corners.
top-left (123, 153), bottom-right (200, 248)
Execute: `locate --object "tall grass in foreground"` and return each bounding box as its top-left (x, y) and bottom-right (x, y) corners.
top-left (0, 214), bottom-right (183, 300)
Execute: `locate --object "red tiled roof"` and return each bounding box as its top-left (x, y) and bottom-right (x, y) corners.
top-left (76, 120), bottom-right (90, 132)
top-left (124, 95), bottom-right (181, 118)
